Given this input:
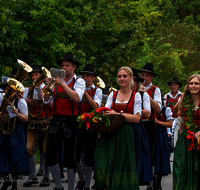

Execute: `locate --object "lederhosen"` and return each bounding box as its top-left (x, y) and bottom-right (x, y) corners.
top-left (166, 94), bottom-right (181, 118)
top-left (27, 86), bottom-right (53, 158)
top-left (45, 78), bottom-right (80, 169)
top-left (142, 85), bottom-right (157, 165)
top-left (75, 87), bottom-right (98, 167)
top-left (154, 107), bottom-right (171, 175)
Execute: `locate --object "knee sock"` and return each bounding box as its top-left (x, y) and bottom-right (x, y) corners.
top-left (84, 167), bottom-right (93, 188)
top-left (49, 164), bottom-right (62, 189)
top-left (29, 155), bottom-right (36, 178)
top-left (43, 159), bottom-right (50, 179)
top-left (76, 162), bottom-right (85, 181)
top-left (67, 169), bottom-right (76, 190)
top-left (39, 154), bottom-right (44, 171)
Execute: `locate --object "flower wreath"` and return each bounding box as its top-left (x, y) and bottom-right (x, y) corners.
top-left (77, 107), bottom-right (111, 129)
top-left (182, 93), bottom-right (198, 151)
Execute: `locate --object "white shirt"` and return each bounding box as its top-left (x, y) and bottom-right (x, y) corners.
top-left (86, 84), bottom-right (102, 108)
top-left (164, 90), bottom-right (182, 107)
top-left (44, 74), bottom-right (86, 104)
top-left (23, 83), bottom-right (45, 99)
top-left (145, 83), bottom-right (162, 109)
top-left (0, 98), bottom-right (28, 116)
top-left (161, 106), bottom-right (173, 121)
top-left (105, 91), bottom-right (142, 115)
top-left (140, 92), bottom-right (151, 113)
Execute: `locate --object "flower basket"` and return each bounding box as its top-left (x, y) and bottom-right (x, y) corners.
top-left (89, 114), bottom-right (125, 133)
top-left (77, 107), bottom-right (125, 133)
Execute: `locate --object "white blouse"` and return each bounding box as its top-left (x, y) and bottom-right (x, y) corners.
top-left (105, 91), bottom-right (142, 115)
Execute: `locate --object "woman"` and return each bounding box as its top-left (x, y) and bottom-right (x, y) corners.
top-left (0, 83), bottom-right (29, 190)
top-left (154, 97), bottom-right (172, 190)
top-left (131, 68), bottom-right (153, 185)
top-left (173, 74), bottom-right (200, 189)
top-left (94, 66), bottom-right (141, 190)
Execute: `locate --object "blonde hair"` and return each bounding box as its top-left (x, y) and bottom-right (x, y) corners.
top-left (117, 66), bottom-right (133, 87)
top-left (178, 74), bottom-right (200, 117)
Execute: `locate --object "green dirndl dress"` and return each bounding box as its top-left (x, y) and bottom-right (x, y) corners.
top-left (173, 128), bottom-right (200, 190)
top-left (94, 121), bottom-right (139, 190)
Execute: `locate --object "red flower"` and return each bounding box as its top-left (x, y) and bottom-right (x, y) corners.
top-left (182, 108), bottom-right (185, 111)
top-left (185, 127), bottom-right (189, 130)
top-left (183, 112), bottom-right (186, 116)
top-left (96, 107), bottom-right (111, 114)
top-left (189, 100), bottom-right (192, 103)
top-left (184, 117), bottom-right (189, 121)
top-left (185, 108), bottom-right (188, 111)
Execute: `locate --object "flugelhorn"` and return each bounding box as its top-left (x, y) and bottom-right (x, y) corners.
top-left (94, 76), bottom-right (105, 88)
top-left (43, 78), bottom-right (56, 96)
top-left (0, 78), bottom-right (25, 134)
top-left (28, 67), bottom-right (50, 118)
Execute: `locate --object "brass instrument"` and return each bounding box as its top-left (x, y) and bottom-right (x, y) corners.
top-left (28, 67), bottom-right (50, 118)
top-left (0, 78), bottom-right (25, 135)
top-left (109, 87), bottom-right (117, 93)
top-left (15, 59), bottom-right (33, 83)
top-left (43, 78), bottom-right (56, 96)
top-left (94, 76), bottom-right (105, 88)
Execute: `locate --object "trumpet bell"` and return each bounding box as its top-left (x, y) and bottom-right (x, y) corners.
top-left (94, 76), bottom-right (105, 88)
top-left (109, 87), bottom-right (117, 93)
top-left (42, 67), bottom-right (51, 78)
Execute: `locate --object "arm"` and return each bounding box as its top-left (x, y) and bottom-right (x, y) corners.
top-left (142, 109), bottom-right (150, 119)
top-left (149, 96), bottom-right (160, 113)
top-left (12, 108), bottom-right (28, 123)
top-left (141, 92), bottom-right (151, 119)
top-left (84, 91), bottom-right (99, 110)
top-left (155, 118), bottom-right (172, 128)
top-left (150, 87), bottom-right (161, 113)
top-left (179, 122), bottom-right (184, 135)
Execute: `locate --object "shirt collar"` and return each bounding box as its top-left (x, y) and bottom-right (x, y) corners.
top-left (86, 84), bottom-right (95, 90)
top-left (146, 83), bottom-right (152, 90)
top-left (168, 90), bottom-right (182, 99)
top-left (63, 74), bottom-right (77, 85)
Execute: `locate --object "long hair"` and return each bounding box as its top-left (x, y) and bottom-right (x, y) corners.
top-left (117, 66), bottom-right (133, 87)
top-left (178, 74), bottom-right (200, 117)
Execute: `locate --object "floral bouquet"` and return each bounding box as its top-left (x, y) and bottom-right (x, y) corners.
top-left (77, 107), bottom-right (125, 133)
top-left (182, 94), bottom-right (198, 151)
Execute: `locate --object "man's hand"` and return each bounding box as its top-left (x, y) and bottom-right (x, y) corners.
top-left (38, 92), bottom-right (44, 100)
top-left (12, 108), bottom-right (19, 115)
top-left (53, 76), bottom-right (64, 86)
top-left (140, 85), bottom-right (146, 92)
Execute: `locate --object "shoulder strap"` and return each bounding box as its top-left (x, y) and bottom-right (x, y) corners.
top-left (139, 91), bottom-right (144, 109)
top-left (167, 95), bottom-right (169, 106)
top-left (151, 86), bottom-right (156, 99)
top-left (91, 87), bottom-right (97, 100)
top-left (112, 91), bottom-right (118, 110)
top-left (14, 98), bottom-right (20, 112)
top-left (53, 84), bottom-right (59, 115)
top-left (71, 77), bottom-right (79, 116)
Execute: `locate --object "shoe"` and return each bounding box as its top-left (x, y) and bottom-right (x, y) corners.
top-left (11, 187), bottom-right (17, 190)
top-left (156, 185), bottom-right (162, 190)
top-left (36, 169), bottom-right (44, 176)
top-left (66, 179), bottom-right (68, 183)
top-left (84, 188), bottom-right (89, 190)
top-left (91, 183), bottom-right (96, 189)
top-left (23, 176), bottom-right (39, 187)
top-left (62, 167), bottom-right (67, 172)
top-left (0, 181), bottom-right (12, 190)
top-left (53, 187), bottom-right (64, 190)
top-left (40, 178), bottom-right (50, 187)
top-left (75, 181), bottom-right (85, 190)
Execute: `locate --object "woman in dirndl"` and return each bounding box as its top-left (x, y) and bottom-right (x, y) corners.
top-left (0, 83), bottom-right (29, 190)
top-left (173, 74), bottom-right (200, 189)
top-left (94, 66), bottom-right (141, 190)
top-left (131, 68), bottom-right (153, 185)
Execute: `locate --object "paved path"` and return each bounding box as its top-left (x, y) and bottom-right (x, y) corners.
top-left (1, 154), bottom-right (174, 190)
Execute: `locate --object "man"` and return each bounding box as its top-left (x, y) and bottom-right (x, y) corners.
top-left (44, 52), bottom-right (85, 190)
top-left (138, 63), bottom-right (162, 190)
top-left (23, 66), bottom-right (53, 188)
top-left (164, 77), bottom-right (182, 118)
top-left (75, 64), bottom-right (102, 190)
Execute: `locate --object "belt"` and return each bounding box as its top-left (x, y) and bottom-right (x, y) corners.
top-left (142, 119), bottom-right (148, 122)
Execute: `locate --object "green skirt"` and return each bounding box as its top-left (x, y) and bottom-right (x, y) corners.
top-left (173, 128), bottom-right (200, 190)
top-left (94, 122), bottom-right (139, 190)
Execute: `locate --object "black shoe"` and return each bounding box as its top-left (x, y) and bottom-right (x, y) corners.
top-left (40, 178), bottom-right (50, 187)
top-left (23, 176), bottom-right (39, 187)
top-left (75, 181), bottom-right (85, 190)
top-left (18, 175), bottom-right (23, 180)
top-left (91, 183), bottom-right (96, 189)
top-left (0, 181), bottom-right (12, 190)
top-left (156, 185), bottom-right (162, 190)
top-left (66, 179), bottom-right (68, 183)
top-left (84, 188), bottom-right (89, 190)
top-left (36, 169), bottom-right (44, 176)
top-left (53, 187), bottom-right (64, 190)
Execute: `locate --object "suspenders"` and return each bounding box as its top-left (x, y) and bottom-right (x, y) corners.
top-left (149, 86), bottom-right (156, 121)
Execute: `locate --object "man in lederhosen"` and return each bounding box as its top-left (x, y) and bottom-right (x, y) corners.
top-left (75, 64), bottom-right (102, 190)
top-left (23, 66), bottom-right (53, 187)
top-left (44, 52), bottom-right (85, 190)
top-left (138, 63), bottom-right (162, 190)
